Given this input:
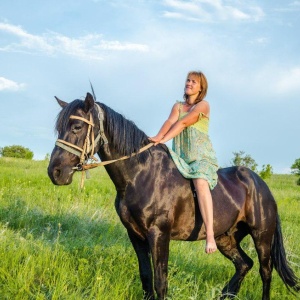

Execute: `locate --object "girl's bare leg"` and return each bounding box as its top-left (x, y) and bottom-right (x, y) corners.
top-left (193, 178), bottom-right (217, 254)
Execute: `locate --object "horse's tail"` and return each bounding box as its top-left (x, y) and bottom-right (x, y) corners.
top-left (271, 213), bottom-right (300, 292)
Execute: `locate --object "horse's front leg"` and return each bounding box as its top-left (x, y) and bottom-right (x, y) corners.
top-left (148, 226), bottom-right (171, 300)
top-left (128, 231), bottom-right (154, 300)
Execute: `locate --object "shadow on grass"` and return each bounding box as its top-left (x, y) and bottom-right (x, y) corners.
top-left (0, 198), bottom-right (130, 252)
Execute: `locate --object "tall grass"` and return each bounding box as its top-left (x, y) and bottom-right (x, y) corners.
top-left (0, 157), bottom-right (299, 299)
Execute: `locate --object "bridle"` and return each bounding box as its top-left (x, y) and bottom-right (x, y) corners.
top-left (55, 103), bottom-right (153, 187)
top-left (55, 103), bottom-right (108, 171)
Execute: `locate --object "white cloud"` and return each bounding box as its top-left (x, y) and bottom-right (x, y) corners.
top-left (276, 67), bottom-right (300, 94)
top-left (162, 0), bottom-right (265, 23)
top-left (164, 0), bottom-right (205, 13)
top-left (162, 0), bottom-right (213, 22)
top-left (249, 37), bottom-right (269, 45)
top-left (0, 77), bottom-right (26, 91)
top-left (0, 22), bottom-right (149, 61)
top-left (0, 23), bottom-right (55, 53)
top-left (162, 10), bottom-right (208, 22)
top-left (94, 40), bottom-right (149, 51)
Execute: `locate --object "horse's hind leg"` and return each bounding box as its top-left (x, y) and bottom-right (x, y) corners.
top-left (216, 224), bottom-right (253, 299)
top-left (128, 232), bottom-right (154, 300)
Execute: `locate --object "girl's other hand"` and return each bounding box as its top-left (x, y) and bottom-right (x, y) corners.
top-left (148, 136), bottom-right (161, 146)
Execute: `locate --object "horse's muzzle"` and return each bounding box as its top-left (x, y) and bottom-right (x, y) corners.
top-left (47, 162), bottom-right (74, 185)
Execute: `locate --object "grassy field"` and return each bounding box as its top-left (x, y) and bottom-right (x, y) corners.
top-left (0, 157), bottom-right (299, 300)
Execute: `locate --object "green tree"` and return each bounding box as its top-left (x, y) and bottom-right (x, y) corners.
top-left (291, 158), bottom-right (300, 176)
top-left (259, 164), bottom-right (273, 180)
top-left (0, 145), bottom-right (34, 159)
top-left (291, 158), bottom-right (300, 185)
top-left (231, 151), bottom-right (258, 172)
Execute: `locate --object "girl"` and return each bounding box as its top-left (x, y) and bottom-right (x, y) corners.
top-left (149, 71), bottom-right (219, 253)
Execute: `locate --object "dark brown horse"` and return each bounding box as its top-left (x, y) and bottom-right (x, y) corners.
top-left (48, 92), bottom-right (299, 300)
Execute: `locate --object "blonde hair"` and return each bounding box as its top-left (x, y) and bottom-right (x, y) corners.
top-left (183, 71), bottom-right (208, 104)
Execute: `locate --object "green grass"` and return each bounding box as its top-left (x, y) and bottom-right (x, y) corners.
top-left (0, 157), bottom-right (299, 299)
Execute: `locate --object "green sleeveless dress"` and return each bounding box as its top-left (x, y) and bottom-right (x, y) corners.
top-left (168, 102), bottom-right (219, 190)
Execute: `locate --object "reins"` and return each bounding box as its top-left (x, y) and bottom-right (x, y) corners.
top-left (55, 103), bottom-right (153, 188)
top-left (76, 142), bottom-right (154, 170)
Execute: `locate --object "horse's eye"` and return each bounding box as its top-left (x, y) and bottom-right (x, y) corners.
top-left (72, 125), bottom-right (82, 133)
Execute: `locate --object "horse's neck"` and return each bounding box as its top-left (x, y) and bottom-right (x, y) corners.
top-left (96, 106), bottom-right (148, 192)
top-left (97, 145), bottom-right (136, 193)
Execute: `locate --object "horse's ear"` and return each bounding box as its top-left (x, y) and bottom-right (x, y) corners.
top-left (55, 96), bottom-right (68, 108)
top-left (84, 92), bottom-right (95, 113)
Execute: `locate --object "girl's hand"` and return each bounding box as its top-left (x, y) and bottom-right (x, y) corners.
top-left (148, 136), bottom-right (162, 146)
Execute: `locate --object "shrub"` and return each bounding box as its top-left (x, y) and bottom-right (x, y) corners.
top-left (0, 145), bottom-right (34, 160)
top-left (231, 151), bottom-right (258, 172)
top-left (231, 151), bottom-right (273, 179)
top-left (291, 158), bottom-right (300, 176)
top-left (259, 164), bottom-right (273, 180)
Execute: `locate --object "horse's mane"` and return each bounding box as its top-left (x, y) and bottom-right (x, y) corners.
top-left (98, 102), bottom-right (149, 159)
top-left (55, 99), bottom-right (150, 161)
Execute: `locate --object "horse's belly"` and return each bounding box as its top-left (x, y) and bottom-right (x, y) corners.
top-left (169, 196), bottom-right (207, 241)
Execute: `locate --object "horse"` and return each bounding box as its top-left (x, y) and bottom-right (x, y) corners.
top-left (48, 92), bottom-right (299, 300)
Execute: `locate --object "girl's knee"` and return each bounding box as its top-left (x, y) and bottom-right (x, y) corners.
top-left (193, 178), bottom-right (209, 189)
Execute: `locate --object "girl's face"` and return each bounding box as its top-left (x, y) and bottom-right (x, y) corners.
top-left (184, 75), bottom-right (201, 97)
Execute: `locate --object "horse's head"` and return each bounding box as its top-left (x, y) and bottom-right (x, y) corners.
top-left (48, 92), bottom-right (104, 185)
top-left (48, 91), bottom-right (150, 186)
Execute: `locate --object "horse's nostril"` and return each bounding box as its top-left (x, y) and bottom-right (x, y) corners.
top-left (54, 168), bottom-right (61, 179)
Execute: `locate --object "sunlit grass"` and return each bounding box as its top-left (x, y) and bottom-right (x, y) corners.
top-left (0, 157), bottom-right (299, 299)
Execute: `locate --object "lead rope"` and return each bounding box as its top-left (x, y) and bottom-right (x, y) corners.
top-left (81, 142), bottom-right (154, 169)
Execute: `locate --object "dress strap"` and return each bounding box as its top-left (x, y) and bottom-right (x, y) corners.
top-left (197, 112), bottom-right (209, 122)
top-left (177, 101), bottom-right (183, 114)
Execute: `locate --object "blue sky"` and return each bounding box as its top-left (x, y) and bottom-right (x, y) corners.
top-left (0, 0), bottom-right (299, 173)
